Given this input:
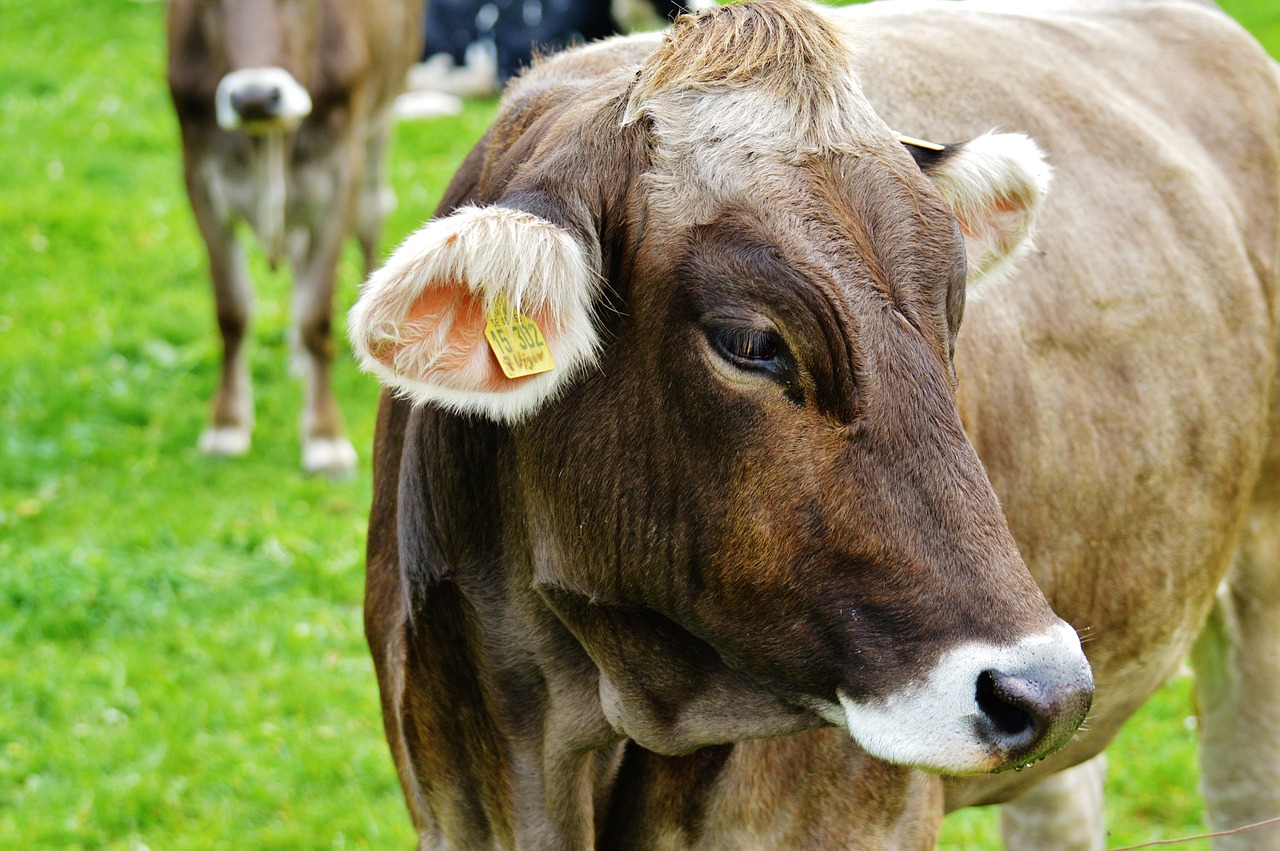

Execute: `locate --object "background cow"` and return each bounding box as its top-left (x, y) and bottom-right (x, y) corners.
top-left (168, 0), bottom-right (423, 474)
top-left (351, 0), bottom-right (1280, 848)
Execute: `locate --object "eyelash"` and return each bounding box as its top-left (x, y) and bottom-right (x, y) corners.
top-left (712, 327), bottom-right (781, 366)
top-left (704, 323), bottom-right (804, 405)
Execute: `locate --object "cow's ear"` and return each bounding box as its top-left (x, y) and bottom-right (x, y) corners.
top-left (910, 132), bottom-right (1051, 285)
top-left (347, 204), bottom-right (601, 422)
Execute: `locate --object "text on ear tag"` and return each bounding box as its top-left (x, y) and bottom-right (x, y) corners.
top-left (484, 294), bottom-right (556, 379)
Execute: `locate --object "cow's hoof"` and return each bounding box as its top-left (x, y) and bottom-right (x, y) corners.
top-left (303, 436), bottom-right (357, 477)
top-left (199, 426), bottom-right (251, 457)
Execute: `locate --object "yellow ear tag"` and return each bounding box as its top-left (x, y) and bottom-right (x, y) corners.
top-left (484, 294), bottom-right (556, 379)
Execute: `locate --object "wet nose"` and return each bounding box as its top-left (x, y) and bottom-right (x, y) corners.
top-left (975, 667), bottom-right (1093, 765)
top-left (229, 83), bottom-right (283, 123)
top-left (214, 68), bottom-right (312, 132)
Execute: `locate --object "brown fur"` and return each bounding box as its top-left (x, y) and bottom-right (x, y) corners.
top-left (364, 1), bottom-right (1280, 848)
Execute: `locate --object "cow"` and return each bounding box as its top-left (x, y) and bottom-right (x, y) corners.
top-left (348, 0), bottom-right (1280, 847)
top-left (167, 0), bottom-right (423, 474)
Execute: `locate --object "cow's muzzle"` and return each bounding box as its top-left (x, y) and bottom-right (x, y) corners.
top-left (215, 67), bottom-right (312, 133)
top-left (836, 620), bottom-right (1094, 774)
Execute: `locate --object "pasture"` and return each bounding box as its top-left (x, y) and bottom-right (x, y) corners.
top-left (1, 1), bottom-right (1276, 848)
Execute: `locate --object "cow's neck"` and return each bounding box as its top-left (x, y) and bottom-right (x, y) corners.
top-left (394, 408), bottom-right (946, 849)
top-left (400, 582), bottom-right (625, 848)
top-left (399, 409), bottom-right (628, 848)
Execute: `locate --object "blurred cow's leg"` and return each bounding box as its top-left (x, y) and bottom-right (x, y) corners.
top-left (291, 129), bottom-right (361, 475)
top-left (357, 116), bottom-right (395, 280)
top-left (1193, 459), bottom-right (1280, 851)
top-left (185, 145), bottom-right (255, 457)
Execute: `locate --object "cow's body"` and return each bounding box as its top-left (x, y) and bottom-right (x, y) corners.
top-left (857, 4), bottom-right (1280, 828)
top-left (168, 0), bottom-right (422, 473)
top-left (354, 1), bottom-right (1280, 848)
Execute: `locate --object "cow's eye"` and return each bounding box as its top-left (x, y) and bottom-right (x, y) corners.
top-left (704, 323), bottom-right (803, 403)
top-left (708, 326), bottom-right (785, 373)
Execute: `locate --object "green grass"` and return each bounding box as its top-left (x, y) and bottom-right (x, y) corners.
top-left (0, 1), bottom-right (492, 846)
top-left (0, 0), bottom-right (1275, 848)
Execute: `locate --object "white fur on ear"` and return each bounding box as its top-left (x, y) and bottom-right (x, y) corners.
top-left (347, 205), bottom-right (602, 422)
top-left (925, 132), bottom-right (1051, 285)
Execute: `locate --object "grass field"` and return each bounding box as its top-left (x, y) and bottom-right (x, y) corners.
top-left (1, 1), bottom-right (1276, 848)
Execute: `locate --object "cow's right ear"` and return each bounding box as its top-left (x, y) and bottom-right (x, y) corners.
top-left (907, 132), bottom-right (1052, 286)
top-left (347, 204), bottom-right (602, 422)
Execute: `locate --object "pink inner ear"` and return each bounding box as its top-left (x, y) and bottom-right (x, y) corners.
top-left (383, 281), bottom-right (549, 395)
top-left (957, 197), bottom-right (1019, 238)
top-left (403, 286), bottom-right (487, 367)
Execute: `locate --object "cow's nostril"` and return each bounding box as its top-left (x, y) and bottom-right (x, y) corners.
top-left (972, 661), bottom-right (1093, 768)
top-left (230, 84), bottom-right (283, 121)
top-left (975, 669), bottom-right (1037, 739)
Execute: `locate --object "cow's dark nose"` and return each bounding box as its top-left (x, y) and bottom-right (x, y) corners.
top-left (230, 83), bottom-right (283, 122)
top-left (974, 668), bottom-right (1092, 765)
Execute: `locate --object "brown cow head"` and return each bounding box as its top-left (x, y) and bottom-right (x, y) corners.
top-left (350, 0), bottom-right (1092, 775)
top-left (168, 0), bottom-right (370, 132)
top-left (167, 0), bottom-right (371, 265)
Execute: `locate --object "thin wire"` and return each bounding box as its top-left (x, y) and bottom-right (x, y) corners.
top-left (1108, 815), bottom-right (1280, 850)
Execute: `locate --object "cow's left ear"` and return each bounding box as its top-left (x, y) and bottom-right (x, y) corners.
top-left (906, 132), bottom-right (1051, 285)
top-left (347, 203), bottom-right (602, 422)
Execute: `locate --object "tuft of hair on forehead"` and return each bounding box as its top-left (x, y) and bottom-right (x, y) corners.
top-left (623, 0), bottom-right (855, 125)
